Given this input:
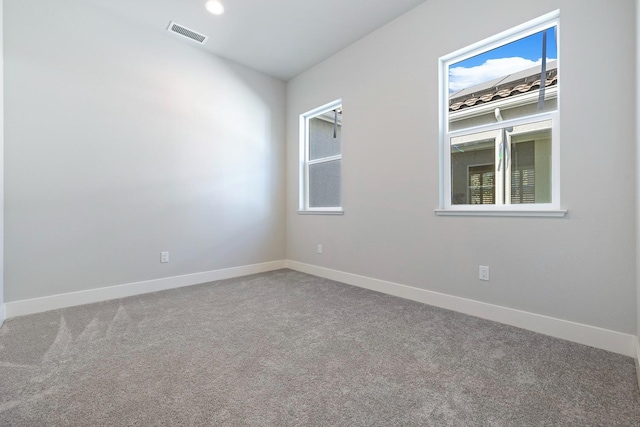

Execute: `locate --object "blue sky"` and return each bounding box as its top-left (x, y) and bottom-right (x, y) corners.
top-left (449, 27), bottom-right (557, 93)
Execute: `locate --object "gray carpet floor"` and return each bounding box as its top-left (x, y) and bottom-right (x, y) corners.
top-left (1, 269), bottom-right (639, 426)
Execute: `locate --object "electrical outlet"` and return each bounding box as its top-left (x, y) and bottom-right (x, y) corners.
top-left (161, 252), bottom-right (169, 263)
top-left (317, 244), bottom-right (323, 254)
top-left (479, 265), bottom-right (489, 281)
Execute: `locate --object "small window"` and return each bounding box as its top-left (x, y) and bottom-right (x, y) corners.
top-left (439, 11), bottom-right (563, 216)
top-left (299, 100), bottom-right (343, 213)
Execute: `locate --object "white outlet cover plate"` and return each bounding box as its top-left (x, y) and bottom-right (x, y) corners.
top-left (479, 266), bottom-right (489, 281)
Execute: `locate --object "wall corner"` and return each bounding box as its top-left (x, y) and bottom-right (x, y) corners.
top-left (635, 0), bottom-right (640, 390)
top-left (0, 0), bottom-right (5, 324)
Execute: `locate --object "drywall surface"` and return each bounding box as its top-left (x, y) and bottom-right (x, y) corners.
top-left (4, 0), bottom-right (286, 301)
top-left (637, 0), bottom-right (640, 340)
top-left (0, 0), bottom-right (4, 320)
top-left (286, 0), bottom-right (637, 334)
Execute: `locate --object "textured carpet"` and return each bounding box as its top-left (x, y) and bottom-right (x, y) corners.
top-left (1, 269), bottom-right (639, 426)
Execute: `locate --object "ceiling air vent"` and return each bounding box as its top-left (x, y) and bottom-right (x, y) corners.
top-left (167, 21), bottom-right (208, 45)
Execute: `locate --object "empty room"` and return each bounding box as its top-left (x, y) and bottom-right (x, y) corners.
top-left (2, 0), bottom-right (640, 425)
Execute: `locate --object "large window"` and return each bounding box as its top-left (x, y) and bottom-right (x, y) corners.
top-left (438, 11), bottom-right (564, 216)
top-left (299, 100), bottom-right (343, 213)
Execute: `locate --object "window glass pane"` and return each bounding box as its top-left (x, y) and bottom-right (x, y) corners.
top-left (509, 120), bottom-right (552, 204)
top-left (451, 130), bottom-right (498, 205)
top-left (309, 160), bottom-right (341, 208)
top-left (450, 120), bottom-right (551, 206)
top-left (510, 141), bottom-right (536, 204)
top-left (309, 114), bottom-right (341, 161)
top-left (469, 165), bottom-right (495, 205)
top-left (448, 27), bottom-right (558, 132)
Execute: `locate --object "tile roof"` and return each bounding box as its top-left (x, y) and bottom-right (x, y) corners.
top-left (449, 61), bottom-right (558, 112)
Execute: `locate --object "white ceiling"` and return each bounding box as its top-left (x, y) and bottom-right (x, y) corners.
top-left (84, 0), bottom-right (426, 81)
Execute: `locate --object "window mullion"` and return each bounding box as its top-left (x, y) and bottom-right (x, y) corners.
top-left (448, 112), bottom-right (554, 139)
top-left (307, 155), bottom-right (342, 166)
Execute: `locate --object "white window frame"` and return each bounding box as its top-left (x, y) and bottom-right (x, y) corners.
top-left (298, 99), bottom-right (344, 215)
top-left (437, 10), bottom-right (565, 217)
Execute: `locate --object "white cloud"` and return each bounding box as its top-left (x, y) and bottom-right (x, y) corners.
top-left (449, 57), bottom-right (547, 93)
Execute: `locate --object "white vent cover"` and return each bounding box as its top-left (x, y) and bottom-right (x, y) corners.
top-left (167, 21), bottom-right (208, 44)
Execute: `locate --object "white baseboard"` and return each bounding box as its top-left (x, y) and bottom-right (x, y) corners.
top-left (635, 337), bottom-right (640, 390)
top-left (5, 260), bottom-right (286, 319)
top-left (286, 260), bottom-right (637, 358)
top-left (4, 259), bottom-right (636, 359)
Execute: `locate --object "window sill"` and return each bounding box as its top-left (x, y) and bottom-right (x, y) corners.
top-left (297, 210), bottom-right (344, 216)
top-left (434, 209), bottom-right (567, 218)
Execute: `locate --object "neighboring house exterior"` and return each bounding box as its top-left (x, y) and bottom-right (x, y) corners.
top-left (448, 61), bottom-right (558, 205)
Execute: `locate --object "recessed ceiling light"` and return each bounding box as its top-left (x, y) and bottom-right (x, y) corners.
top-left (205, 0), bottom-right (225, 15)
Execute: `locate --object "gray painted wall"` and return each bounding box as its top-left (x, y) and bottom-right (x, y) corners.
top-left (637, 0), bottom-right (640, 342)
top-left (0, 0), bottom-right (4, 317)
top-left (4, 0), bottom-right (286, 301)
top-left (286, 0), bottom-right (637, 334)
